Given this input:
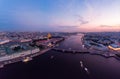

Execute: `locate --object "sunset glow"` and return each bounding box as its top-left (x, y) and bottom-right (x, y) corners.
top-left (0, 0), bottom-right (120, 32)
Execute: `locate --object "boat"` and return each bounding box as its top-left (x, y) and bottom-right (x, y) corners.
top-left (80, 61), bottom-right (84, 68)
top-left (22, 57), bottom-right (32, 62)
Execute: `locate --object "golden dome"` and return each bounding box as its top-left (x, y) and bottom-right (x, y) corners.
top-left (47, 33), bottom-right (52, 39)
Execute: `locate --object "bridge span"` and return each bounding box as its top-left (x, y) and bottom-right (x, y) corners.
top-left (51, 48), bottom-right (89, 54)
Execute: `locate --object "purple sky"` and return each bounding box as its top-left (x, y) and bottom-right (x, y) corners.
top-left (0, 0), bottom-right (120, 32)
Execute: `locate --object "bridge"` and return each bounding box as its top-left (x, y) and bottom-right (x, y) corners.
top-left (51, 48), bottom-right (89, 54)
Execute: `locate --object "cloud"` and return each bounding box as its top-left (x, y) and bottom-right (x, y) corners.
top-left (83, 0), bottom-right (99, 23)
top-left (100, 25), bottom-right (120, 27)
top-left (53, 25), bottom-right (79, 32)
top-left (100, 25), bottom-right (113, 27)
top-left (84, 0), bottom-right (94, 17)
top-left (59, 25), bottom-right (79, 28)
top-left (75, 15), bottom-right (89, 25)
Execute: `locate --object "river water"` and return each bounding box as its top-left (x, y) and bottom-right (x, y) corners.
top-left (0, 34), bottom-right (120, 79)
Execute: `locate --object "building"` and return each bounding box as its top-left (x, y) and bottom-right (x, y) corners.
top-left (0, 39), bottom-right (10, 45)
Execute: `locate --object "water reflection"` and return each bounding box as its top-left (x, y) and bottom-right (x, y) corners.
top-left (0, 35), bottom-right (120, 79)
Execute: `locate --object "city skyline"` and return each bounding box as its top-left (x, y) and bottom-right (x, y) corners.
top-left (0, 0), bottom-right (120, 32)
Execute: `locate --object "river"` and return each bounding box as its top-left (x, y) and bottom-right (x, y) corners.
top-left (0, 34), bottom-right (120, 79)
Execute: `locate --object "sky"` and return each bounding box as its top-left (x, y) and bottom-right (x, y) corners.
top-left (0, 0), bottom-right (120, 32)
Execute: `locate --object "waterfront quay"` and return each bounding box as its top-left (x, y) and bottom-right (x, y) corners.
top-left (82, 32), bottom-right (120, 58)
top-left (0, 33), bottom-right (65, 68)
top-left (1, 32), bottom-right (120, 69)
top-left (1, 33), bottom-right (120, 79)
top-left (0, 48), bottom-right (51, 68)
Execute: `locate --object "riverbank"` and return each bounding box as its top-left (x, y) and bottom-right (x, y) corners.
top-left (0, 48), bottom-right (51, 68)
